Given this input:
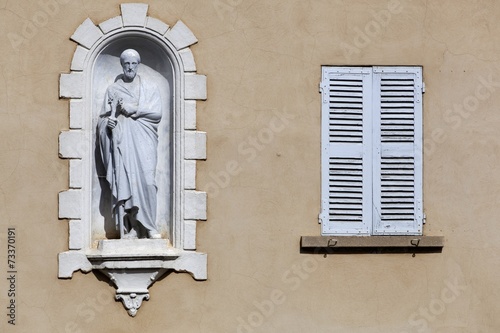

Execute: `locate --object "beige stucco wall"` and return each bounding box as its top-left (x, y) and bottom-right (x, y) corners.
top-left (0, 0), bottom-right (499, 332)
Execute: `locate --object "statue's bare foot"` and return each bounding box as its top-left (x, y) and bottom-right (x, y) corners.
top-left (148, 231), bottom-right (161, 239)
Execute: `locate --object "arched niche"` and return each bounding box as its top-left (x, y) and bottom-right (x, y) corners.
top-left (57, 3), bottom-right (207, 317)
top-left (91, 35), bottom-right (174, 241)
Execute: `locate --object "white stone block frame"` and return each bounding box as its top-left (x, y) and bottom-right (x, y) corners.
top-left (58, 4), bottom-right (207, 316)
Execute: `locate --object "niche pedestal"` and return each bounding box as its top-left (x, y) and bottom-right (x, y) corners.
top-left (87, 240), bottom-right (176, 316)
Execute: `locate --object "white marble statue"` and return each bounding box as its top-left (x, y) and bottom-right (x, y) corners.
top-left (97, 49), bottom-right (162, 239)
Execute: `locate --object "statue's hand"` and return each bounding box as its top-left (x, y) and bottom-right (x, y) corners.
top-left (107, 117), bottom-right (117, 129)
top-left (119, 100), bottom-right (138, 117)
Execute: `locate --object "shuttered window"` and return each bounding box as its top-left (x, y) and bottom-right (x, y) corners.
top-left (320, 66), bottom-right (423, 236)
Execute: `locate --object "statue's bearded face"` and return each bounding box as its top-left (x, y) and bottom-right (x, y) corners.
top-left (121, 55), bottom-right (139, 81)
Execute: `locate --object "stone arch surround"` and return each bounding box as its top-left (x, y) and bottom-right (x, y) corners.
top-left (57, 3), bottom-right (207, 316)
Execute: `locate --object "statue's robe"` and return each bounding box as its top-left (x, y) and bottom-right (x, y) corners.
top-left (97, 75), bottom-right (162, 235)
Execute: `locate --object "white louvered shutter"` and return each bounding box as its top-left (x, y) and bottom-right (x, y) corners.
top-left (320, 67), bottom-right (373, 235)
top-left (372, 67), bottom-right (423, 235)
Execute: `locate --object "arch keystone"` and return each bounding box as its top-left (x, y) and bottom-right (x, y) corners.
top-left (121, 3), bottom-right (149, 27)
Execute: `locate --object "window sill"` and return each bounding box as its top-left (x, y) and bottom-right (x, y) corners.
top-left (300, 236), bottom-right (444, 254)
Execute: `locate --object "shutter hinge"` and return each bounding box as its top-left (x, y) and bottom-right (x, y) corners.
top-left (320, 79), bottom-right (329, 94)
top-left (319, 82), bottom-right (326, 93)
top-left (423, 212), bottom-right (427, 224)
top-left (422, 82), bottom-right (426, 93)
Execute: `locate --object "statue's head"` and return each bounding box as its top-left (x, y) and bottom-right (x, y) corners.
top-left (120, 49), bottom-right (141, 82)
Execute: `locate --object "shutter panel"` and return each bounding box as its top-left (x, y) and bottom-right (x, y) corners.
top-left (372, 67), bottom-right (423, 235)
top-left (320, 67), bottom-right (373, 235)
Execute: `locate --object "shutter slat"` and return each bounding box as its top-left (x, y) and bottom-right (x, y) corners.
top-left (330, 80), bottom-right (363, 87)
top-left (381, 86), bottom-right (414, 91)
top-left (330, 97), bottom-right (364, 103)
top-left (331, 114), bottom-right (365, 120)
top-left (329, 86), bottom-right (364, 92)
top-left (381, 91), bottom-right (414, 97)
top-left (380, 80), bottom-right (414, 85)
top-left (331, 91), bottom-right (363, 97)
top-left (380, 103), bottom-right (414, 108)
top-left (381, 115), bottom-right (414, 120)
top-left (330, 124), bottom-right (364, 130)
top-left (381, 109), bottom-right (414, 114)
